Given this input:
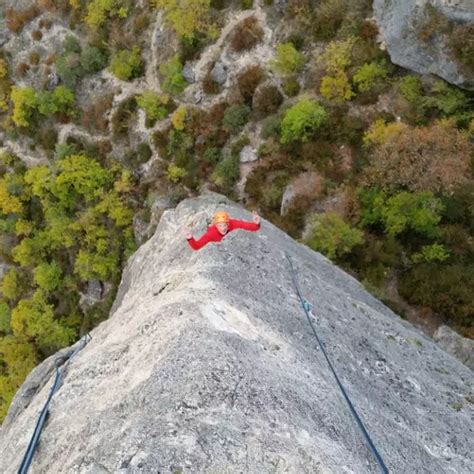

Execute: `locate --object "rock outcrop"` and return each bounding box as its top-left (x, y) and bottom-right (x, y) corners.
top-left (0, 193), bottom-right (473, 473)
top-left (373, 0), bottom-right (474, 90)
top-left (434, 325), bottom-right (474, 371)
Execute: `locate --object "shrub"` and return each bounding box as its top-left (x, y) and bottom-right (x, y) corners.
top-left (448, 23), bottom-right (474, 74)
top-left (399, 263), bottom-right (474, 326)
top-left (411, 243), bottom-right (450, 264)
top-left (223, 104), bottom-right (251, 134)
top-left (159, 55), bottom-right (187, 95)
top-left (237, 65), bottom-right (264, 103)
top-left (81, 94), bottom-right (114, 133)
top-left (202, 147), bottom-right (221, 164)
top-left (252, 84), bottom-right (283, 118)
top-left (55, 37), bottom-right (84, 89)
top-left (29, 52), bottom-right (40, 66)
top-left (282, 76), bottom-right (300, 97)
top-left (422, 80), bottom-right (469, 116)
top-left (136, 91), bottom-right (169, 125)
top-left (80, 46), bottom-right (108, 74)
top-left (311, 0), bottom-right (347, 41)
top-left (230, 16), bottom-right (264, 52)
top-left (305, 212), bottom-right (364, 260)
top-left (211, 153), bottom-right (240, 189)
top-left (171, 105), bottom-right (187, 130)
top-left (0, 59), bottom-right (8, 79)
top-left (270, 43), bottom-right (304, 75)
top-left (109, 46), bottom-right (142, 81)
top-left (353, 60), bottom-right (390, 93)
top-left (260, 114), bottom-right (281, 139)
top-left (399, 75), bottom-right (424, 105)
top-left (280, 98), bottom-right (328, 144)
top-left (5, 6), bottom-right (40, 33)
top-left (167, 164), bottom-right (187, 183)
top-left (111, 96), bottom-right (137, 138)
top-left (32, 30), bottom-right (43, 41)
top-left (202, 71), bottom-right (221, 94)
top-left (320, 70), bottom-right (354, 104)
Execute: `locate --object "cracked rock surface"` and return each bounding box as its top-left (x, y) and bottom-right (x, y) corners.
top-left (0, 192), bottom-right (472, 473)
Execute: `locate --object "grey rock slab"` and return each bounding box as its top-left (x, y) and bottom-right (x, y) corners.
top-left (0, 192), bottom-right (473, 473)
top-left (239, 145), bottom-right (258, 163)
top-left (210, 61), bottom-right (227, 85)
top-left (373, 0), bottom-right (474, 90)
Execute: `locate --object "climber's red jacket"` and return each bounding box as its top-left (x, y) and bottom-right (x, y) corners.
top-left (187, 219), bottom-right (260, 250)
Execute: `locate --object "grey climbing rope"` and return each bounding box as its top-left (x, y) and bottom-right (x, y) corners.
top-left (18, 334), bottom-right (92, 474)
top-left (285, 252), bottom-right (389, 474)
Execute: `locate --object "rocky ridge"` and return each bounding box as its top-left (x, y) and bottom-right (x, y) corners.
top-left (0, 193), bottom-right (472, 473)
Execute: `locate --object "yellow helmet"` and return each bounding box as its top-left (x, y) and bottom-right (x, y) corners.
top-left (213, 211), bottom-right (230, 225)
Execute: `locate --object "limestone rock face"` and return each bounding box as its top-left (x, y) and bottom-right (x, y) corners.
top-left (0, 193), bottom-right (473, 473)
top-left (434, 325), bottom-right (474, 370)
top-left (373, 0), bottom-right (474, 90)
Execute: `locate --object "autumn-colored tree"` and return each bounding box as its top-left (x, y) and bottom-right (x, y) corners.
top-left (363, 122), bottom-right (472, 193)
top-left (153, 0), bottom-right (216, 39)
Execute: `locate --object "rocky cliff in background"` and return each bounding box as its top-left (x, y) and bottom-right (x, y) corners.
top-left (374, 0), bottom-right (474, 90)
top-left (0, 193), bottom-right (472, 473)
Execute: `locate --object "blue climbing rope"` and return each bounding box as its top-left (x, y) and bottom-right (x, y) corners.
top-left (18, 334), bottom-right (92, 474)
top-left (285, 252), bottom-right (389, 474)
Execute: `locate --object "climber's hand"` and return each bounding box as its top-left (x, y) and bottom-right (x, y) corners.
top-left (182, 228), bottom-right (193, 239)
top-left (252, 211), bottom-right (260, 225)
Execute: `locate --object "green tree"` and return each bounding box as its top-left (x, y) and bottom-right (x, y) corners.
top-left (10, 86), bottom-right (36, 127)
top-left (153, 0), bottom-right (215, 39)
top-left (33, 261), bottom-right (63, 292)
top-left (352, 61), bottom-right (390, 93)
top-left (36, 86), bottom-right (76, 117)
top-left (0, 335), bottom-right (38, 421)
top-left (411, 243), bottom-right (450, 264)
top-left (280, 98), bottom-right (328, 144)
top-left (51, 154), bottom-right (111, 209)
top-left (85, 0), bottom-right (128, 29)
top-left (159, 56), bottom-right (187, 95)
top-left (136, 91), bottom-right (169, 124)
top-left (270, 43), bottom-right (305, 75)
top-left (0, 300), bottom-right (11, 333)
top-left (381, 192), bottom-right (444, 238)
top-left (109, 47), bottom-right (142, 81)
top-left (0, 176), bottom-right (24, 214)
top-left (306, 212), bottom-right (364, 260)
top-left (11, 290), bottom-right (75, 353)
top-left (0, 268), bottom-right (21, 303)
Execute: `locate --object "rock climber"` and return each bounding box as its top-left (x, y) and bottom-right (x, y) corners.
top-left (183, 210), bottom-right (261, 250)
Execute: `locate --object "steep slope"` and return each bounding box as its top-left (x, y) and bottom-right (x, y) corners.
top-left (0, 192), bottom-right (472, 473)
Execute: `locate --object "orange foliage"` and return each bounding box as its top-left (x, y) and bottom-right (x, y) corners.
top-left (363, 122), bottom-right (473, 193)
